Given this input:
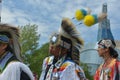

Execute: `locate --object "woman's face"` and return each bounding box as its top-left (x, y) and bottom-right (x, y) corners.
top-left (97, 44), bottom-right (108, 57)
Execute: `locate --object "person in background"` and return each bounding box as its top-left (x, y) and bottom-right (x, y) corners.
top-left (94, 39), bottom-right (120, 80)
top-left (0, 23), bottom-right (34, 80)
top-left (39, 17), bottom-right (88, 80)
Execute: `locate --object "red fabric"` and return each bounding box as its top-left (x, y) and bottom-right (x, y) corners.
top-left (94, 59), bottom-right (120, 80)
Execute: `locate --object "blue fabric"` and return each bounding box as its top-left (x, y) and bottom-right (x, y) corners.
top-left (0, 35), bottom-right (9, 43)
top-left (0, 52), bottom-right (13, 72)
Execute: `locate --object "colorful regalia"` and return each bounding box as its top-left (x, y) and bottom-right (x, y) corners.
top-left (40, 56), bottom-right (86, 80)
top-left (94, 59), bottom-right (120, 80)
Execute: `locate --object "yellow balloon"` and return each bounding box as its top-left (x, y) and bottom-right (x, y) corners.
top-left (75, 10), bottom-right (84, 21)
top-left (83, 15), bottom-right (95, 27)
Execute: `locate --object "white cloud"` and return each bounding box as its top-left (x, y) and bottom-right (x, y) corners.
top-left (1, 6), bottom-right (31, 25)
top-left (1, 0), bottom-right (120, 45)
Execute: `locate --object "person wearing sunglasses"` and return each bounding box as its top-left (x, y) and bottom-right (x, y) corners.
top-left (94, 39), bottom-right (120, 80)
top-left (0, 24), bottom-right (34, 80)
top-left (39, 17), bottom-right (88, 80)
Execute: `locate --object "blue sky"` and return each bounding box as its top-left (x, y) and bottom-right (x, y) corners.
top-left (1, 0), bottom-right (120, 46)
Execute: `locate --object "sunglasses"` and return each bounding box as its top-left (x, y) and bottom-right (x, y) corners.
top-left (0, 35), bottom-right (9, 43)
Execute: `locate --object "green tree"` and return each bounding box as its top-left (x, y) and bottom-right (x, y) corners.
top-left (34, 43), bottom-right (49, 77)
top-left (19, 24), bottom-right (40, 62)
top-left (19, 24), bottom-right (49, 79)
top-left (19, 24), bottom-right (41, 75)
top-left (81, 63), bottom-right (93, 80)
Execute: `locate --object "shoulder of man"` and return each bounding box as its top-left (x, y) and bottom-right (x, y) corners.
top-left (3, 61), bottom-right (34, 80)
top-left (59, 60), bottom-right (74, 71)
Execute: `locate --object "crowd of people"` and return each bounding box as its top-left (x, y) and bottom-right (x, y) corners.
top-left (0, 17), bottom-right (119, 80)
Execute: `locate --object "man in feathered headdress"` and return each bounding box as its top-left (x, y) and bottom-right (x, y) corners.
top-left (39, 17), bottom-right (88, 80)
top-left (0, 23), bottom-right (34, 80)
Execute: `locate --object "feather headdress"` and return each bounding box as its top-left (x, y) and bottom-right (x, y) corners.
top-left (59, 18), bottom-right (83, 64)
top-left (0, 23), bottom-right (21, 61)
top-left (59, 17), bottom-right (84, 65)
top-left (59, 17), bottom-right (84, 47)
top-left (49, 17), bottom-right (84, 64)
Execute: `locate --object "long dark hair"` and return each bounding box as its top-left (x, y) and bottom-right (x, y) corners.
top-left (109, 47), bottom-right (118, 58)
top-left (109, 40), bottom-right (118, 58)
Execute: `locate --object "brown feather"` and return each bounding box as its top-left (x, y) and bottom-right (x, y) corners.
top-left (0, 23), bottom-right (21, 61)
top-left (61, 17), bottom-right (84, 45)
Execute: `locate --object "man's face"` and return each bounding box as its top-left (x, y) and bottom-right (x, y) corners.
top-left (49, 44), bottom-right (61, 57)
top-left (49, 43), bottom-right (68, 58)
top-left (0, 43), bottom-right (7, 57)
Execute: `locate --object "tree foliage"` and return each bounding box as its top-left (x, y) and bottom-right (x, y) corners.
top-left (80, 63), bottom-right (93, 80)
top-left (19, 24), bottom-right (49, 78)
top-left (19, 24), bottom-right (40, 63)
top-left (19, 24), bottom-right (41, 77)
top-left (34, 43), bottom-right (49, 77)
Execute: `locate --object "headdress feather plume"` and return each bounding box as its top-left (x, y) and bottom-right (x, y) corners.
top-left (59, 17), bottom-right (84, 65)
top-left (59, 17), bottom-right (84, 47)
top-left (0, 23), bottom-right (21, 61)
